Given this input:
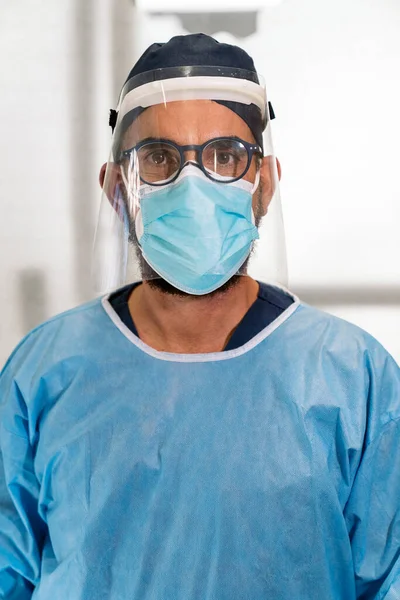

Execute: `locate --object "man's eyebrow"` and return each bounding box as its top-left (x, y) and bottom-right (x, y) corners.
top-left (124, 135), bottom-right (249, 149)
top-left (123, 136), bottom-right (173, 150)
top-left (138, 137), bottom-right (163, 144)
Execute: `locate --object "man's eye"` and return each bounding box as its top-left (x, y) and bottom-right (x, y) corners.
top-left (149, 151), bottom-right (167, 165)
top-left (216, 152), bottom-right (236, 165)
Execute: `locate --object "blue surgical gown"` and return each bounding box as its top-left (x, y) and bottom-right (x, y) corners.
top-left (0, 292), bottom-right (399, 599)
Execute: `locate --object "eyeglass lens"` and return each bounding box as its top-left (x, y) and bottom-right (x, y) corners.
top-left (131, 139), bottom-right (250, 184)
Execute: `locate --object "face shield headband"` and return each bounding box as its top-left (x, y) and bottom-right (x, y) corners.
top-left (109, 66), bottom-right (273, 162)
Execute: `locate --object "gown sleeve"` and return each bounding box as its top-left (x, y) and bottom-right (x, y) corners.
top-left (0, 345), bottom-right (46, 598)
top-left (344, 350), bottom-right (400, 600)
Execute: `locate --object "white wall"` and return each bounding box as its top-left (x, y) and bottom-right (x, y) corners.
top-left (0, 0), bottom-right (133, 365)
top-left (0, 1), bottom-right (76, 363)
top-left (252, 0), bottom-right (400, 289)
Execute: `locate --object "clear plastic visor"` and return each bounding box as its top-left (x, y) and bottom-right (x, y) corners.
top-left (93, 67), bottom-right (287, 295)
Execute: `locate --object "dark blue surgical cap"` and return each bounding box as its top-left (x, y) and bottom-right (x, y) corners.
top-left (125, 33), bottom-right (258, 81)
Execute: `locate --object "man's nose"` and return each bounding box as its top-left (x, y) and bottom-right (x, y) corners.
top-left (181, 149), bottom-right (201, 171)
top-left (182, 149), bottom-right (198, 162)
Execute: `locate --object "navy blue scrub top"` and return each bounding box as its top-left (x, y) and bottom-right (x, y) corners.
top-left (109, 282), bottom-right (294, 351)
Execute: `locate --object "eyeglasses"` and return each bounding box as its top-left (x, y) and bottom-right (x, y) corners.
top-left (119, 137), bottom-right (263, 186)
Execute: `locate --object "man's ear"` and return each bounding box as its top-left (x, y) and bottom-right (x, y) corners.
top-left (99, 162), bottom-right (127, 221)
top-left (99, 162), bottom-right (122, 195)
top-left (258, 156), bottom-right (281, 216)
top-left (276, 157), bottom-right (282, 181)
top-left (99, 163), bottom-right (107, 188)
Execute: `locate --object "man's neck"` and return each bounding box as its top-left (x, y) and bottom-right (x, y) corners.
top-left (128, 277), bottom-right (259, 354)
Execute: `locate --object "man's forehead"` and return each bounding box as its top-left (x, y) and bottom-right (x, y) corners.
top-left (122, 100), bottom-right (256, 146)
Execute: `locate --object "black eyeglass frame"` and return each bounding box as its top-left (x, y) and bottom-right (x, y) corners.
top-left (119, 136), bottom-right (263, 186)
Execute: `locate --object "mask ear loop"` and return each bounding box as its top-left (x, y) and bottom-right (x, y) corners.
top-left (248, 162), bottom-right (262, 226)
top-left (120, 165), bottom-right (130, 196)
top-left (119, 150), bottom-right (141, 217)
top-left (119, 152), bottom-right (145, 241)
top-left (251, 163), bottom-right (262, 195)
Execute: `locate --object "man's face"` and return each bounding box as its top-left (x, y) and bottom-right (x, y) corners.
top-left (122, 99), bottom-right (265, 213)
top-left (105, 100), bottom-right (278, 296)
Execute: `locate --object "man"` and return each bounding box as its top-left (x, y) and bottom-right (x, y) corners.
top-left (0, 33), bottom-right (399, 599)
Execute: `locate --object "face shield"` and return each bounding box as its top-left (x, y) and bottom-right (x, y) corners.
top-left (93, 66), bottom-right (288, 295)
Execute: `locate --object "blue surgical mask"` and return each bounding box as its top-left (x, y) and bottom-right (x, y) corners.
top-left (135, 165), bottom-right (259, 295)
